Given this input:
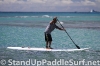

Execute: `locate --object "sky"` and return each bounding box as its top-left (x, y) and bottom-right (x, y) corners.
top-left (0, 0), bottom-right (100, 12)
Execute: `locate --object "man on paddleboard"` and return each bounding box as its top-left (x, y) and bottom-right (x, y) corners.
top-left (44, 17), bottom-right (64, 49)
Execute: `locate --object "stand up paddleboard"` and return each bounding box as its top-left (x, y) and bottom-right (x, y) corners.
top-left (7, 47), bottom-right (89, 52)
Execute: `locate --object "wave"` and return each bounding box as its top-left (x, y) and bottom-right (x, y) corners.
top-left (0, 15), bottom-right (99, 19)
top-left (42, 15), bottom-right (52, 18)
top-left (0, 15), bottom-right (51, 18)
top-left (59, 16), bottom-right (75, 18)
top-left (0, 16), bottom-right (39, 18)
top-left (15, 16), bottom-right (29, 18)
top-left (15, 16), bottom-right (39, 18)
top-left (0, 22), bottom-right (100, 29)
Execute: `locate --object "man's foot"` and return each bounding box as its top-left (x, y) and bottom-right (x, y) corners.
top-left (49, 47), bottom-right (53, 49)
top-left (50, 47), bottom-right (53, 49)
top-left (46, 47), bottom-right (53, 49)
top-left (46, 46), bottom-right (53, 49)
top-left (46, 46), bottom-right (50, 49)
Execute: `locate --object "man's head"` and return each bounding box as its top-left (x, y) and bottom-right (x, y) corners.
top-left (53, 17), bottom-right (57, 23)
top-left (53, 17), bottom-right (57, 20)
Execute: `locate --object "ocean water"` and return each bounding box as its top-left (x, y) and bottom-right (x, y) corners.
top-left (0, 12), bottom-right (100, 66)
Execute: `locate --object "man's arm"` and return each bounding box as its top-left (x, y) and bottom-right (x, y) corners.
top-left (55, 25), bottom-right (64, 30)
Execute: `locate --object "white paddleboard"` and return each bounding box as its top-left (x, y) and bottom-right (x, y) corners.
top-left (7, 47), bottom-right (89, 52)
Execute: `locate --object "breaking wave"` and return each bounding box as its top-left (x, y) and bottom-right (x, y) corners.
top-left (42, 15), bottom-right (52, 18)
top-left (0, 15), bottom-right (83, 18)
top-left (0, 15), bottom-right (52, 18)
top-left (0, 21), bottom-right (100, 30)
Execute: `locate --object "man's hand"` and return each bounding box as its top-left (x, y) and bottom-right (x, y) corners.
top-left (61, 28), bottom-right (66, 31)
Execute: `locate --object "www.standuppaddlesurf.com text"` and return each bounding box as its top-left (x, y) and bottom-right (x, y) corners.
top-left (0, 59), bottom-right (100, 66)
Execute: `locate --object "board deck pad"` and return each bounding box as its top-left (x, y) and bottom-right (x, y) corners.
top-left (7, 47), bottom-right (89, 52)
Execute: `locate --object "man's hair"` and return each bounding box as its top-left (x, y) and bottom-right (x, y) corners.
top-left (53, 17), bottom-right (57, 21)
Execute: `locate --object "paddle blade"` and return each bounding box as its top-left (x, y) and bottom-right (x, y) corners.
top-left (75, 44), bottom-right (80, 49)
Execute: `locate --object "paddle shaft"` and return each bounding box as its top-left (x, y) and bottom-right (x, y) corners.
top-left (57, 19), bottom-right (80, 49)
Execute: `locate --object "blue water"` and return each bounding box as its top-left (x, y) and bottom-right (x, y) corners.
top-left (0, 12), bottom-right (100, 66)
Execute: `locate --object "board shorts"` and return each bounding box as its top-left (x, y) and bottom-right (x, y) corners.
top-left (44, 32), bottom-right (52, 41)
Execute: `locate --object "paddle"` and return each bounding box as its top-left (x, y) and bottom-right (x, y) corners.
top-left (57, 19), bottom-right (80, 49)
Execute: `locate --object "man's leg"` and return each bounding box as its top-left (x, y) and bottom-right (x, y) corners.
top-left (46, 41), bottom-right (53, 49)
top-left (45, 33), bottom-right (52, 49)
top-left (48, 41), bottom-right (53, 49)
top-left (46, 41), bottom-right (49, 48)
